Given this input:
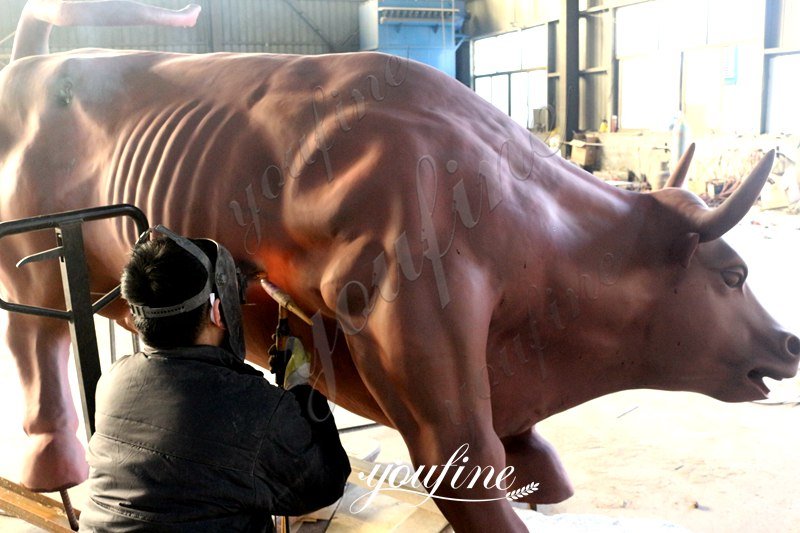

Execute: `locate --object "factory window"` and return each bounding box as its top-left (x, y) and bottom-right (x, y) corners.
top-left (618, 53), bottom-right (681, 130)
top-left (490, 75), bottom-right (510, 115)
top-left (658, 0), bottom-right (708, 51)
top-left (617, 0), bottom-right (763, 53)
top-left (777, 0), bottom-right (800, 49)
top-left (472, 37), bottom-right (496, 77)
top-left (683, 45), bottom-right (763, 133)
top-left (766, 54), bottom-right (800, 134)
top-left (615, 0), bottom-right (765, 133)
top-left (615, 2), bottom-right (660, 57)
top-left (511, 70), bottom-right (548, 128)
top-left (765, 0), bottom-right (800, 134)
top-left (474, 76), bottom-right (492, 105)
top-left (706, 0), bottom-right (764, 45)
top-left (474, 74), bottom-right (509, 115)
top-left (521, 25), bottom-right (548, 69)
top-left (472, 26), bottom-right (548, 129)
top-left (615, 2), bottom-right (682, 130)
top-left (473, 32), bottom-right (520, 76)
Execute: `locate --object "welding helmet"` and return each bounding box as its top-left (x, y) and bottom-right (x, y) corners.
top-left (127, 225), bottom-right (246, 361)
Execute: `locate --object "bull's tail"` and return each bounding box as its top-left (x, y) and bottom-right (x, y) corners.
top-left (11, 0), bottom-right (201, 62)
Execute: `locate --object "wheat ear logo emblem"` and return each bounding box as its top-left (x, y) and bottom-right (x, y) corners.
top-left (506, 482), bottom-right (540, 501)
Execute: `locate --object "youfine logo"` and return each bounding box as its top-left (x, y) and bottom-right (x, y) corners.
top-left (350, 443), bottom-right (539, 513)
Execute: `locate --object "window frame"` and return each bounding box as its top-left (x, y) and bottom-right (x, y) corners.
top-left (471, 25), bottom-right (551, 130)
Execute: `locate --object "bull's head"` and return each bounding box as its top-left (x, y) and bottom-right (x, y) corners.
top-left (642, 146), bottom-right (799, 402)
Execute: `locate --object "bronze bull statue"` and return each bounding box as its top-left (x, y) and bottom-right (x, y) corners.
top-left (1, 2), bottom-right (798, 531)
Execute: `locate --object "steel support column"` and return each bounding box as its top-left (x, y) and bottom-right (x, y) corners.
top-left (558, 0), bottom-right (580, 155)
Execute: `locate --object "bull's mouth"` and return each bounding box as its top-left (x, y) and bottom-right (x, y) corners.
top-left (747, 369), bottom-right (772, 398)
top-left (747, 367), bottom-right (796, 399)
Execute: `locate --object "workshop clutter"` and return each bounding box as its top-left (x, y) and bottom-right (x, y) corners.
top-left (585, 131), bottom-right (800, 211)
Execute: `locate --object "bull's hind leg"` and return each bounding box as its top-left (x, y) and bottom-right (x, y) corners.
top-left (5, 313), bottom-right (87, 490)
top-left (502, 426), bottom-right (574, 504)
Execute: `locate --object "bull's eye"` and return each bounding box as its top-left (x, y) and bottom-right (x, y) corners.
top-left (721, 268), bottom-right (746, 288)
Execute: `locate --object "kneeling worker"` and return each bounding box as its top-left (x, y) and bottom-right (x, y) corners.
top-left (79, 226), bottom-right (350, 532)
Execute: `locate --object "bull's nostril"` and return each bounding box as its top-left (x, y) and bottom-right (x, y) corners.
top-left (786, 335), bottom-right (800, 357)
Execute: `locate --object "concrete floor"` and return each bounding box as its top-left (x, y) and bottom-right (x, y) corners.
top-left (0, 209), bottom-right (798, 532)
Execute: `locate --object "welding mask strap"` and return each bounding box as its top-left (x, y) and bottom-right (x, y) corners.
top-left (129, 279), bottom-right (212, 318)
top-left (152, 225), bottom-right (213, 273)
top-left (129, 225), bottom-right (214, 319)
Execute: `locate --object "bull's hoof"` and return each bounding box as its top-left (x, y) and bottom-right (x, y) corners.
top-left (21, 432), bottom-right (88, 492)
top-left (502, 428), bottom-right (574, 504)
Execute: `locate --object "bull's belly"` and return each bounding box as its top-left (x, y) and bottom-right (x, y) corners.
top-left (485, 337), bottom-right (551, 438)
top-left (95, 252), bottom-right (542, 439)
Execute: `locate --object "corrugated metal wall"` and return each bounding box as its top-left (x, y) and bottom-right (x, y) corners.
top-left (214, 0), bottom-right (359, 54)
top-left (0, 0), bottom-right (361, 61)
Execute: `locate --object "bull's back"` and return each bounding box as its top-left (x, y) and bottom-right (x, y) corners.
top-left (0, 49), bottom-right (554, 311)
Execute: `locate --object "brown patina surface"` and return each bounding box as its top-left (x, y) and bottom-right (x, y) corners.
top-left (0, 3), bottom-right (798, 531)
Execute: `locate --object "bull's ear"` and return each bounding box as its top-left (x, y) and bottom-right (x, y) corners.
top-left (670, 232), bottom-right (700, 269)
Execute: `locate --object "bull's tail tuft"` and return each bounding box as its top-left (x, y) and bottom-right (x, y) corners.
top-left (11, 1), bottom-right (201, 62)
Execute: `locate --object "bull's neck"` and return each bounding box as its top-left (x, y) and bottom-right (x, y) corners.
top-left (518, 169), bottom-right (656, 420)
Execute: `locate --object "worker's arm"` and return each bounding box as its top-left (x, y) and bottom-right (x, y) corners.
top-left (255, 384), bottom-right (351, 516)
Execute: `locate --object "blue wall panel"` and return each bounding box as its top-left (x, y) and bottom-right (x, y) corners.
top-left (359, 0), bottom-right (465, 77)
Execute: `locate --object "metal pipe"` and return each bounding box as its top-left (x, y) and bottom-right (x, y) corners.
top-left (258, 277), bottom-right (313, 326)
top-left (59, 490), bottom-right (78, 531)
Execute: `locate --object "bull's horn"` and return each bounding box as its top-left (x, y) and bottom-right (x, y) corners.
top-left (696, 150), bottom-right (775, 242)
top-left (665, 143), bottom-right (695, 188)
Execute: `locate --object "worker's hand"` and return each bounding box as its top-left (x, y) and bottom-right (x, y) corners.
top-left (283, 337), bottom-right (311, 390)
top-left (267, 343), bottom-right (285, 377)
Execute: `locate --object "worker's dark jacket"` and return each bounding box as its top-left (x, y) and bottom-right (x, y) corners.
top-left (79, 345), bottom-right (350, 532)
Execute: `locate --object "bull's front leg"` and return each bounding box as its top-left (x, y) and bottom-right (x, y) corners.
top-left (4, 312), bottom-right (86, 491)
top-left (331, 274), bottom-right (527, 532)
